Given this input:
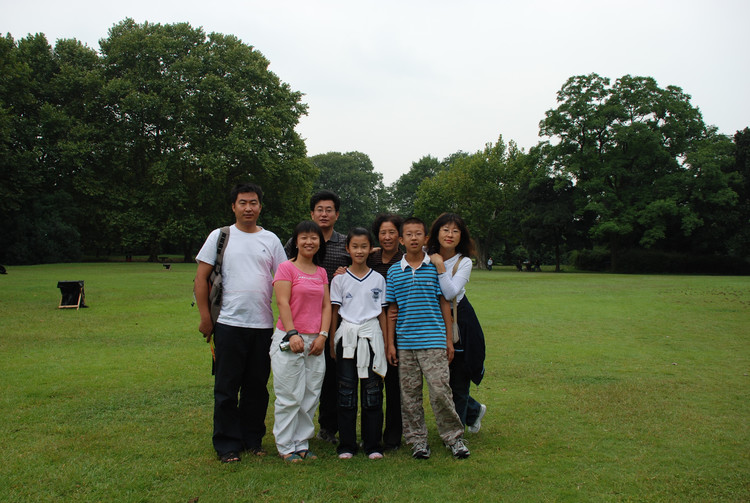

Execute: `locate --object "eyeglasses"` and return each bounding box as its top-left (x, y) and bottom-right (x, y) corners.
top-left (313, 207), bottom-right (336, 214)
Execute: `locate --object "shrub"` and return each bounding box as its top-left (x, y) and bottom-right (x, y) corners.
top-left (608, 249), bottom-right (750, 275)
top-left (571, 247), bottom-right (611, 271)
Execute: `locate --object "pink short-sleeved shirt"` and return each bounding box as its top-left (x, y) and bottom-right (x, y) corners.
top-left (273, 260), bottom-right (328, 334)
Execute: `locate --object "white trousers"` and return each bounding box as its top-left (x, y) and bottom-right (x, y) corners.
top-left (270, 328), bottom-right (326, 455)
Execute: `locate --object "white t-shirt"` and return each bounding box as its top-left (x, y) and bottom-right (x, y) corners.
top-left (196, 224), bottom-right (287, 329)
top-left (330, 268), bottom-right (387, 325)
top-left (439, 254), bottom-right (473, 303)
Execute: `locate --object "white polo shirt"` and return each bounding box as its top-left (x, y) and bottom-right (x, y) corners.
top-left (330, 268), bottom-right (387, 325)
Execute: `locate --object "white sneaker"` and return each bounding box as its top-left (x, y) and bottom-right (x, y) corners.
top-left (448, 438), bottom-right (470, 459)
top-left (338, 452), bottom-right (353, 459)
top-left (468, 403), bottom-right (487, 434)
top-left (411, 442), bottom-right (431, 459)
top-left (368, 452), bottom-right (384, 460)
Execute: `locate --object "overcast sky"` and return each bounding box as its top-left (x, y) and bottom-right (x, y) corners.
top-left (4, 0), bottom-right (749, 184)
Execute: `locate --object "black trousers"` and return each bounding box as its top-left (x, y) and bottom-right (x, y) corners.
top-left (382, 361), bottom-right (402, 448)
top-left (450, 295), bottom-right (486, 426)
top-left (449, 351), bottom-right (483, 426)
top-left (335, 341), bottom-right (384, 455)
top-left (317, 347), bottom-right (338, 433)
top-left (212, 323), bottom-right (273, 456)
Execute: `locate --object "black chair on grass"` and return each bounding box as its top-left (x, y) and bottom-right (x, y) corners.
top-left (57, 281), bottom-right (88, 309)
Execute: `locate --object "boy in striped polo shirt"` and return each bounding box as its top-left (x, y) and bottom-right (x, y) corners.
top-left (385, 217), bottom-right (470, 459)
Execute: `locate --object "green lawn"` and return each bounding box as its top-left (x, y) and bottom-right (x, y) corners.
top-left (1, 263), bottom-right (748, 502)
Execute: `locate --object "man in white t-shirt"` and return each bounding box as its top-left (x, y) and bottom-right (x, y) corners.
top-left (195, 183), bottom-right (287, 463)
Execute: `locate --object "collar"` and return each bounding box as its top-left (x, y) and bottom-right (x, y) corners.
top-left (399, 252), bottom-right (431, 271)
top-left (328, 230), bottom-right (344, 243)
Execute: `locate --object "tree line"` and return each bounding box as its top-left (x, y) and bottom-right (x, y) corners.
top-left (2, 21), bottom-right (748, 273)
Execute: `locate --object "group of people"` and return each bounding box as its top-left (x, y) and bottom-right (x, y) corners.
top-left (194, 184), bottom-right (487, 464)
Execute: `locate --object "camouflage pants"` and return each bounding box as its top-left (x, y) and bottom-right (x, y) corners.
top-left (398, 348), bottom-right (464, 446)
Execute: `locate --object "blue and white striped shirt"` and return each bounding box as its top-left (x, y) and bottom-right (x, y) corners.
top-left (386, 253), bottom-right (446, 350)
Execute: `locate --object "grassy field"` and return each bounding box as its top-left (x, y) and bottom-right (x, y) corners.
top-left (0, 263), bottom-right (748, 502)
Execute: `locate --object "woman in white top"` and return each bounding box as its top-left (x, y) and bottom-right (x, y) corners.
top-left (428, 213), bottom-right (487, 433)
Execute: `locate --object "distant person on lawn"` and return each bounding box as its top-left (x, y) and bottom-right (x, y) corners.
top-left (195, 183), bottom-right (287, 463)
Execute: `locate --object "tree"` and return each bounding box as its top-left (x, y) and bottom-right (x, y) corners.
top-left (515, 144), bottom-right (576, 271)
top-left (0, 33), bottom-right (91, 263)
top-left (730, 128), bottom-right (750, 257)
top-left (1, 21), bottom-right (311, 264)
top-left (388, 155), bottom-right (443, 216)
top-left (311, 151), bottom-right (386, 232)
top-left (0, 33), bottom-right (37, 262)
top-left (413, 138), bottom-right (514, 266)
top-left (677, 128), bottom-right (739, 255)
top-left (98, 20), bottom-right (311, 260)
top-left (539, 73), bottom-right (709, 264)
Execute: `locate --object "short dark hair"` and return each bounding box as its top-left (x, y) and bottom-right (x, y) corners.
top-left (230, 183), bottom-right (263, 205)
top-left (401, 217), bottom-right (427, 235)
top-left (371, 213), bottom-right (404, 238)
top-left (346, 227), bottom-right (374, 247)
top-left (427, 212), bottom-right (475, 257)
top-left (310, 190), bottom-right (340, 212)
top-left (289, 220), bottom-right (327, 266)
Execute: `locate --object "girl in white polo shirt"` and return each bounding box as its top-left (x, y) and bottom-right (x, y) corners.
top-left (329, 227), bottom-right (388, 459)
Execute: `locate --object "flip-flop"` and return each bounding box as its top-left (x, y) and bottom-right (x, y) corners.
top-left (281, 452), bottom-right (303, 463)
top-left (295, 449), bottom-right (317, 460)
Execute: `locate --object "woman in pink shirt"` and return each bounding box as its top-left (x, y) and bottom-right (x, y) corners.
top-left (271, 221), bottom-right (332, 462)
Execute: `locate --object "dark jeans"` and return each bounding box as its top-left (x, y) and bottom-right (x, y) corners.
top-left (449, 350), bottom-right (482, 427)
top-left (336, 341), bottom-right (384, 455)
top-left (318, 347), bottom-right (338, 434)
top-left (212, 323), bottom-right (273, 455)
top-left (382, 361), bottom-right (402, 449)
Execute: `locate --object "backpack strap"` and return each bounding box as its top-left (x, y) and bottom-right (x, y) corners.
top-left (208, 226), bottom-right (230, 375)
top-left (450, 255), bottom-right (462, 344)
top-left (215, 226), bottom-right (231, 275)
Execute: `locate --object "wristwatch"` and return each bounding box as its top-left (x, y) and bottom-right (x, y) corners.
top-left (284, 329), bottom-right (299, 341)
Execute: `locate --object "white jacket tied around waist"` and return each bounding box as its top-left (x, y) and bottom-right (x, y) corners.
top-left (334, 317), bottom-right (387, 379)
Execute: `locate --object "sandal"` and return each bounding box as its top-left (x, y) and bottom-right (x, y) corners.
top-left (247, 446), bottom-right (267, 457)
top-left (219, 451), bottom-right (241, 463)
top-left (281, 452), bottom-right (303, 463)
top-left (296, 449), bottom-right (317, 460)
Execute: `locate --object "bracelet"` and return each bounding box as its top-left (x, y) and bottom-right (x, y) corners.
top-left (319, 331), bottom-right (329, 338)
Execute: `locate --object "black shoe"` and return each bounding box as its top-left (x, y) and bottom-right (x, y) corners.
top-left (316, 428), bottom-right (338, 444)
top-left (246, 446), bottom-right (267, 457)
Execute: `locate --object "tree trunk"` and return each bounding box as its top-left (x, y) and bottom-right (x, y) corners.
top-left (183, 240), bottom-right (193, 263)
